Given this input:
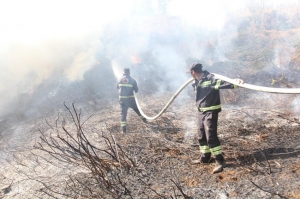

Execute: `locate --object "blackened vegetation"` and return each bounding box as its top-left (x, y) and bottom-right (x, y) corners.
top-left (33, 102), bottom-right (195, 199)
top-left (6, 90), bottom-right (297, 199)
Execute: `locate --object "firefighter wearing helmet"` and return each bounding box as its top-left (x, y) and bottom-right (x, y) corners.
top-left (189, 63), bottom-right (243, 173)
top-left (117, 68), bottom-right (147, 133)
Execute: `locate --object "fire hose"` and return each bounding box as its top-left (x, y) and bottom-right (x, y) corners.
top-left (135, 73), bottom-right (300, 121)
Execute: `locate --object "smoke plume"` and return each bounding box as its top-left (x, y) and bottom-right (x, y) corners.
top-left (0, 0), bottom-right (299, 119)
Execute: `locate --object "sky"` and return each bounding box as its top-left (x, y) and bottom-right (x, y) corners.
top-left (0, 0), bottom-right (300, 117)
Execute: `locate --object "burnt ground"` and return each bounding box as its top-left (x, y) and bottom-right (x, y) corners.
top-left (1, 90), bottom-right (300, 199)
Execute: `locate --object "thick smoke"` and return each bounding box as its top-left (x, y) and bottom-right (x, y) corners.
top-left (0, 0), bottom-right (299, 119)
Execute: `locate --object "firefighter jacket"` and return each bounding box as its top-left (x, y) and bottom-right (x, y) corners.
top-left (193, 70), bottom-right (238, 113)
top-left (117, 75), bottom-right (138, 100)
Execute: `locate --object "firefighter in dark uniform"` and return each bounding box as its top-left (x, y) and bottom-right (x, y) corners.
top-left (117, 68), bottom-right (147, 133)
top-left (189, 63), bottom-right (243, 173)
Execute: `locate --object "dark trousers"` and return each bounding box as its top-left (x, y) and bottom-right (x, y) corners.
top-left (198, 111), bottom-right (224, 161)
top-left (120, 98), bottom-right (143, 132)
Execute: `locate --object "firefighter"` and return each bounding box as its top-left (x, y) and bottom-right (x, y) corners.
top-left (117, 68), bottom-right (147, 133)
top-left (189, 63), bottom-right (243, 174)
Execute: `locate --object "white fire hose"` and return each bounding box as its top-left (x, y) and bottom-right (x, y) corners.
top-left (135, 73), bottom-right (300, 121)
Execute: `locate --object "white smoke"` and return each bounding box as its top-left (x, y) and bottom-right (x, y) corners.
top-left (0, 0), bottom-right (299, 116)
top-left (167, 0), bottom-right (228, 30)
top-left (111, 60), bottom-right (124, 80)
top-left (0, 0), bottom-right (135, 113)
top-left (292, 96), bottom-right (300, 115)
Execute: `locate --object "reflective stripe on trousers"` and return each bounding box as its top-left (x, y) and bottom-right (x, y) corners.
top-left (210, 145), bottom-right (222, 156)
top-left (121, 121), bottom-right (126, 127)
top-left (200, 145), bottom-right (210, 154)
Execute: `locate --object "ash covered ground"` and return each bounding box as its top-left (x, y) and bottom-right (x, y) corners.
top-left (1, 88), bottom-right (300, 199)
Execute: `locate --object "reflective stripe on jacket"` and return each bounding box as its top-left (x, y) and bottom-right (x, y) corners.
top-left (117, 75), bottom-right (138, 99)
top-left (193, 71), bottom-right (236, 113)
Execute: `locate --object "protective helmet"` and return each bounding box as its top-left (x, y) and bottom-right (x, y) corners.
top-left (123, 68), bottom-right (130, 75)
top-left (189, 63), bottom-right (203, 73)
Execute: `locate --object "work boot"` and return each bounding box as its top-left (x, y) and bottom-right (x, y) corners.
top-left (212, 160), bottom-right (226, 174)
top-left (142, 118), bottom-right (148, 123)
top-left (122, 126), bottom-right (126, 133)
top-left (191, 157), bottom-right (214, 164)
top-left (201, 156), bottom-right (214, 163)
top-left (200, 152), bottom-right (212, 163)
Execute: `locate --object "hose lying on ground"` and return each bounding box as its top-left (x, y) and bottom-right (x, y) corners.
top-left (135, 77), bottom-right (194, 121)
top-left (135, 73), bottom-right (300, 121)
